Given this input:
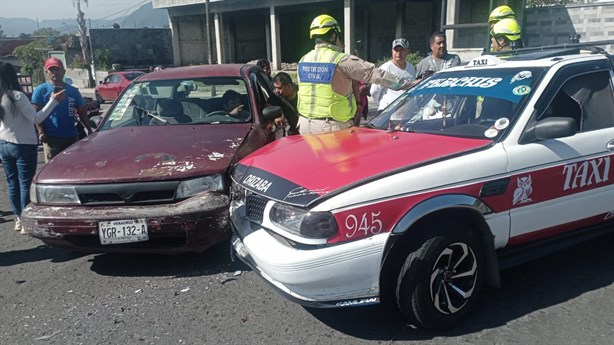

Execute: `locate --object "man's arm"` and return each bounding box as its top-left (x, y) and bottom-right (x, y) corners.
top-left (450, 54), bottom-right (462, 67)
top-left (31, 103), bottom-right (47, 143)
top-left (339, 55), bottom-right (416, 91)
top-left (369, 83), bottom-right (383, 105)
top-left (351, 80), bottom-right (363, 124)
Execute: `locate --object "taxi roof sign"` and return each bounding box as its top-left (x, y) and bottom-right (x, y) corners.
top-left (467, 55), bottom-right (505, 67)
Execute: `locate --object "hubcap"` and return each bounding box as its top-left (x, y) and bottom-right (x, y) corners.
top-left (429, 242), bottom-right (478, 314)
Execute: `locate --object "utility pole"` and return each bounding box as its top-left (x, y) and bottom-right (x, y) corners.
top-left (205, 0), bottom-right (213, 64)
top-left (88, 18), bottom-right (97, 84)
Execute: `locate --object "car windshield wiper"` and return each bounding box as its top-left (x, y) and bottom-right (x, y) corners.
top-left (133, 104), bottom-right (168, 125)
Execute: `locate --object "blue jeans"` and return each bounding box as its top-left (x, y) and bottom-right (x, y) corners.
top-left (0, 141), bottom-right (38, 219)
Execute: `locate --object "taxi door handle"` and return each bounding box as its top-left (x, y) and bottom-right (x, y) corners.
top-left (607, 140), bottom-right (614, 151)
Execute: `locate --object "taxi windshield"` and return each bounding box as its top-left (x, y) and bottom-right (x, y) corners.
top-left (369, 67), bottom-right (546, 139)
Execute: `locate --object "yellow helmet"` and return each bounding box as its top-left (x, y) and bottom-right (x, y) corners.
top-left (488, 5), bottom-right (516, 24)
top-left (492, 18), bottom-right (522, 41)
top-left (309, 14), bottom-right (341, 39)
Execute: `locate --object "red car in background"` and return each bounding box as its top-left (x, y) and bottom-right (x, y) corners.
top-left (95, 71), bottom-right (145, 104)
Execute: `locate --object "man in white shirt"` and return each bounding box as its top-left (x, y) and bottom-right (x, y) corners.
top-left (370, 38), bottom-right (420, 111)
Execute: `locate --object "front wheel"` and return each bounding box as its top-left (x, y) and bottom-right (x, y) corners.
top-left (395, 223), bottom-right (483, 330)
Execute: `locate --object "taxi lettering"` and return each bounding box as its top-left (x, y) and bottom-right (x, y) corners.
top-left (243, 174), bottom-right (272, 193)
top-left (418, 77), bottom-right (502, 90)
top-left (562, 157), bottom-right (610, 191)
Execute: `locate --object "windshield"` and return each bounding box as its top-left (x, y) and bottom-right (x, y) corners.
top-left (101, 77), bottom-right (252, 130)
top-left (369, 67), bottom-right (545, 139)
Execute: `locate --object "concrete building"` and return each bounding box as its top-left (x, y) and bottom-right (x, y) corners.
top-left (524, 1), bottom-right (614, 53)
top-left (152, 0), bottom-right (526, 68)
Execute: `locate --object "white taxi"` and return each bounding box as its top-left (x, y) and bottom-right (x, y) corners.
top-left (229, 47), bottom-right (614, 329)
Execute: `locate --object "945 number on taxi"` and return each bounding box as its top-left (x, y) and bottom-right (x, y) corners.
top-left (99, 218), bottom-right (148, 245)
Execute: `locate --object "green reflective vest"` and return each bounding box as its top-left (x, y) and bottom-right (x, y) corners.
top-left (297, 46), bottom-right (356, 122)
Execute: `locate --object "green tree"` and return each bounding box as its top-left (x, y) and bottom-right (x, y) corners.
top-left (94, 48), bottom-right (112, 71)
top-left (526, 0), bottom-right (596, 7)
top-left (14, 41), bottom-right (47, 85)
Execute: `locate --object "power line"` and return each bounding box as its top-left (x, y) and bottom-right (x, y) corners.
top-left (40, 0), bottom-right (151, 33)
top-left (90, 0), bottom-right (151, 23)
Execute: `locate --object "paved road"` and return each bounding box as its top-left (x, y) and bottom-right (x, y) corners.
top-left (1, 202), bottom-right (612, 345)
top-left (0, 90), bottom-right (612, 344)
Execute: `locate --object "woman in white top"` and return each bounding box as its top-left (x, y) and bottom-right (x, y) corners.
top-left (0, 62), bottom-right (64, 233)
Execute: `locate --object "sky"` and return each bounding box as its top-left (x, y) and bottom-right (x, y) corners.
top-left (0, 0), bottom-right (150, 20)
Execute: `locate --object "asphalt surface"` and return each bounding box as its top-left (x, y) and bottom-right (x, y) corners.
top-left (0, 92), bottom-right (612, 344)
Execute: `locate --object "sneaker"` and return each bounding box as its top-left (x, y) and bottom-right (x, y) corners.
top-left (14, 219), bottom-right (22, 231)
top-left (20, 227), bottom-right (27, 235)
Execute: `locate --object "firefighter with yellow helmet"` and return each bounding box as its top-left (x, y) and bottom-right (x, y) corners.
top-left (488, 5), bottom-right (516, 28)
top-left (297, 14), bottom-right (417, 134)
top-left (491, 17), bottom-right (524, 51)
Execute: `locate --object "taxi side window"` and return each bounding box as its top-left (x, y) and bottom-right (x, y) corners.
top-left (542, 71), bottom-right (614, 132)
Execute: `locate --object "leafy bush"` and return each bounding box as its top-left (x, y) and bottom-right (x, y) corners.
top-left (13, 42), bottom-right (46, 85)
top-left (94, 48), bottom-right (112, 71)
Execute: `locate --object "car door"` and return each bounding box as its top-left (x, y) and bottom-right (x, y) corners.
top-left (504, 62), bottom-right (614, 245)
top-left (233, 70), bottom-right (280, 162)
top-left (110, 74), bottom-right (122, 100)
top-left (99, 75), bottom-right (114, 100)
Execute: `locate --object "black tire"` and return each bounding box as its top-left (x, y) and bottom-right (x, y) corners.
top-left (395, 222), bottom-right (483, 330)
top-left (95, 91), bottom-right (104, 104)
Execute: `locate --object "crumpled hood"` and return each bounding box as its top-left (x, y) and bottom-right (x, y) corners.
top-left (36, 125), bottom-right (252, 184)
top-left (234, 128), bottom-right (492, 206)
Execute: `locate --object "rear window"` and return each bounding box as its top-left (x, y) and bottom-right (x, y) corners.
top-left (125, 72), bottom-right (145, 81)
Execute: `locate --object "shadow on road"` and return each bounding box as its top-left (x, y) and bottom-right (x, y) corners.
top-left (88, 239), bottom-right (248, 278)
top-left (0, 244), bottom-right (86, 266)
top-left (305, 232), bottom-right (614, 340)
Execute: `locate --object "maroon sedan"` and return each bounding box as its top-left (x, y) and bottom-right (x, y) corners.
top-left (22, 64), bottom-right (293, 254)
top-left (95, 71), bottom-right (145, 104)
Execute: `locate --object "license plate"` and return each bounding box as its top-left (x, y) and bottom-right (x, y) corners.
top-left (99, 218), bottom-right (149, 245)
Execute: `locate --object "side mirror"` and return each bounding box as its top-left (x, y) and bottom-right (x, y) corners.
top-left (99, 81), bottom-right (103, 85)
top-left (89, 115), bottom-right (103, 129)
top-left (521, 117), bottom-right (577, 143)
top-left (262, 105), bottom-right (282, 123)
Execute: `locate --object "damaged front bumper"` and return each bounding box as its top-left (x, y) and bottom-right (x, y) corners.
top-left (230, 203), bottom-right (387, 308)
top-left (22, 192), bottom-right (231, 254)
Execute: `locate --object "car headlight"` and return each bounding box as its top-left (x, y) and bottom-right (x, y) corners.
top-left (176, 175), bottom-right (224, 199)
top-left (31, 183), bottom-right (81, 205)
top-left (269, 203), bottom-right (337, 239)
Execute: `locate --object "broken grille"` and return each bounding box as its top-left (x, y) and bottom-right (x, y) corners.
top-left (246, 194), bottom-right (267, 222)
top-left (74, 181), bottom-right (179, 206)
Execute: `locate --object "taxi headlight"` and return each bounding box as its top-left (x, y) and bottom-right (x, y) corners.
top-left (270, 203), bottom-right (337, 239)
top-left (31, 184), bottom-right (81, 205)
top-left (176, 175), bottom-right (224, 199)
